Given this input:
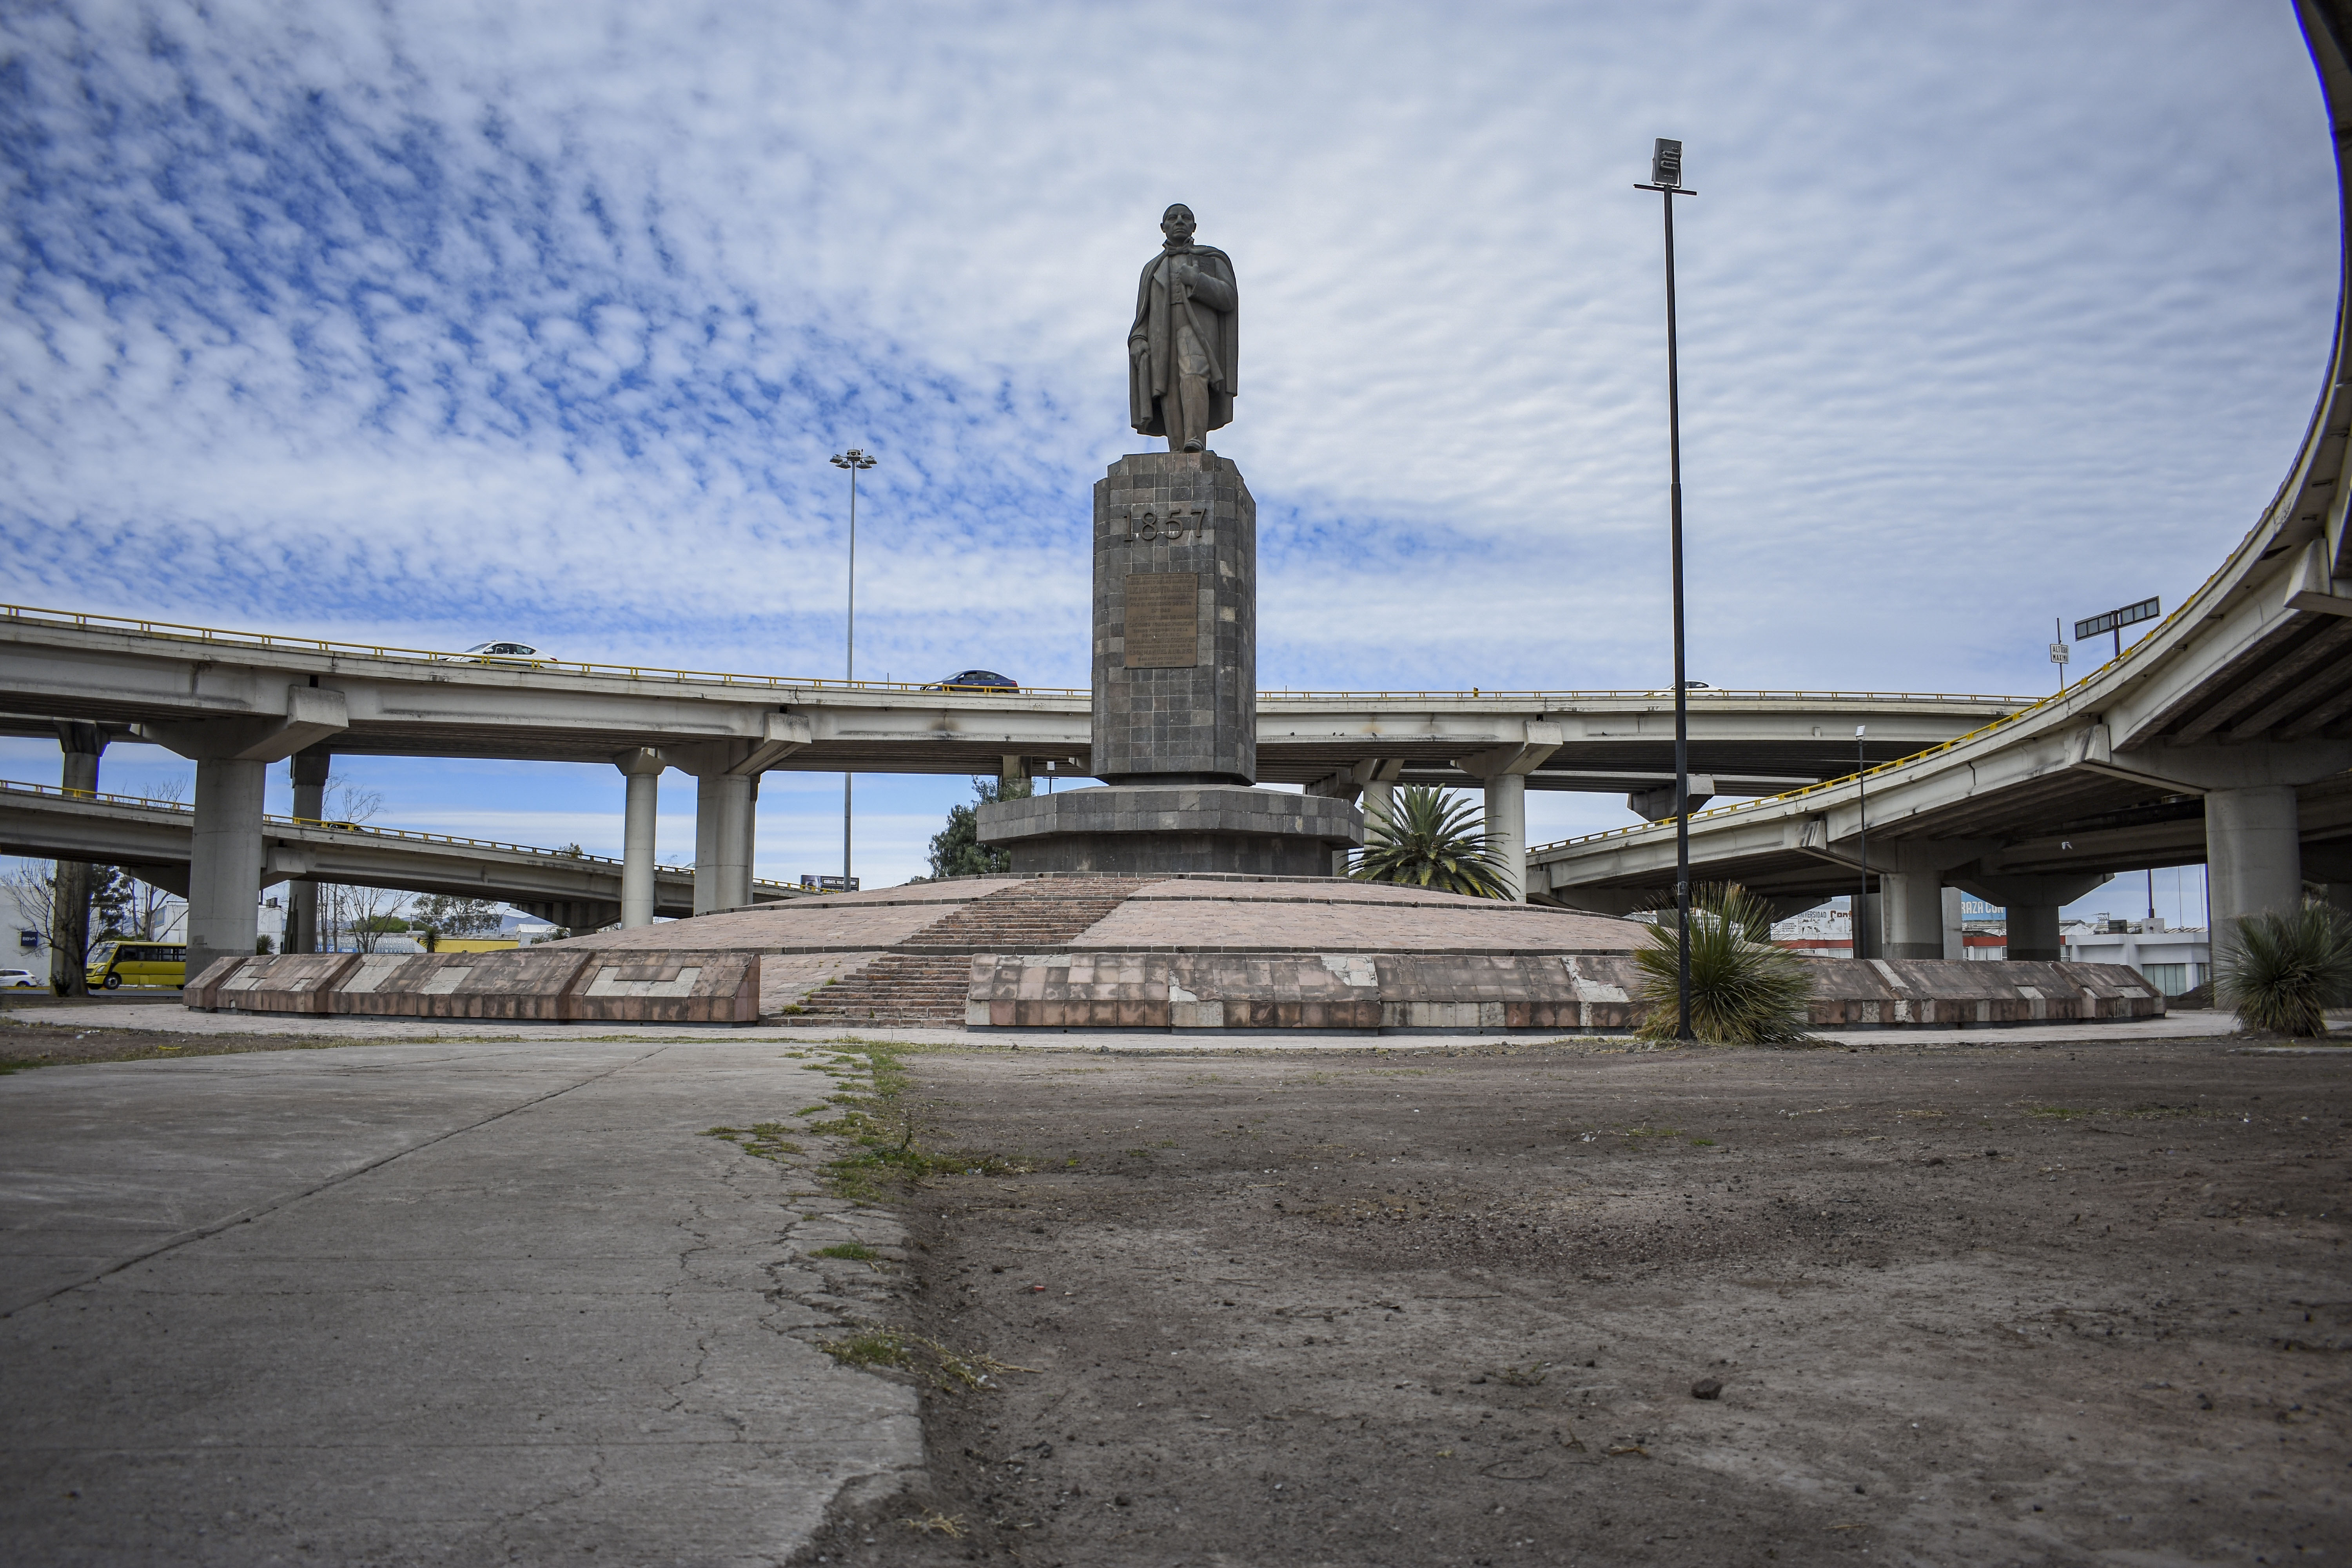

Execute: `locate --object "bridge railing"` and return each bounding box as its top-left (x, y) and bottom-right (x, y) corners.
top-left (1, 601), bottom-right (2036, 708)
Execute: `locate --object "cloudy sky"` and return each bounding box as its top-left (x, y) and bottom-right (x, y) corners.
top-left (0, 0), bottom-right (2337, 901)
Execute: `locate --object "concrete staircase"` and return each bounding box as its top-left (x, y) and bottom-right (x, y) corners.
top-left (780, 878), bottom-right (1147, 1027)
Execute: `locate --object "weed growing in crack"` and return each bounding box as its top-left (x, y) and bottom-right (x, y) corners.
top-left (802, 1042), bottom-right (1032, 1200)
top-left (815, 1326), bottom-right (1036, 1392)
top-left (812, 1242), bottom-right (880, 1261)
top-left (701, 1123), bottom-right (805, 1161)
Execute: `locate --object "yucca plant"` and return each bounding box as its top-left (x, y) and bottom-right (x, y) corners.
top-left (1352, 786), bottom-right (1511, 899)
top-left (2216, 900), bottom-right (2352, 1039)
top-left (1634, 882), bottom-right (1815, 1044)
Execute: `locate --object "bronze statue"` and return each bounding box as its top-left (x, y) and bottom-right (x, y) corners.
top-left (1127, 204), bottom-right (1237, 452)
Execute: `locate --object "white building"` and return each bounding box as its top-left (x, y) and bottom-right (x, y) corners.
top-left (2059, 918), bottom-right (2210, 996)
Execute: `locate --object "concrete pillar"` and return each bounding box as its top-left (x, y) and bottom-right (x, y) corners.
top-left (49, 722), bottom-right (107, 994)
top-left (2205, 785), bottom-right (2302, 944)
top-left (1484, 772), bottom-right (1527, 902)
top-left (2007, 902), bottom-right (2062, 962)
top-left (1941, 886), bottom-right (1966, 961)
top-left (286, 748), bottom-right (329, 953)
top-left (616, 748), bottom-right (664, 928)
top-left (1360, 779), bottom-right (1396, 836)
top-left (187, 756), bottom-right (267, 984)
top-left (1880, 864), bottom-right (1945, 960)
top-left (693, 771), bottom-right (754, 915)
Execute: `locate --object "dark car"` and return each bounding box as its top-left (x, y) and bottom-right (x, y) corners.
top-left (925, 669), bottom-right (1019, 692)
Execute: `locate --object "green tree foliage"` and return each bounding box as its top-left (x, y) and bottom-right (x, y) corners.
top-left (928, 777), bottom-right (1034, 879)
top-left (1351, 786), bottom-right (1510, 898)
top-left (89, 867), bottom-right (135, 939)
top-left (410, 895), bottom-right (506, 945)
top-left (2217, 900), bottom-right (2352, 1039)
top-left (1634, 883), bottom-right (1815, 1044)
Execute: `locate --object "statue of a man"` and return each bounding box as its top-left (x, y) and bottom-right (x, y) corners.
top-left (1127, 204), bottom-right (1238, 453)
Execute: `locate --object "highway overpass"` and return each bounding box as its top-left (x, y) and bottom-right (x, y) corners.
top-left (0, 605), bottom-right (2023, 965)
top-left (0, 778), bottom-right (805, 932)
top-left (1528, 0), bottom-right (2352, 961)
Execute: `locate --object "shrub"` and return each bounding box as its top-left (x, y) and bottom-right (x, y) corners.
top-left (2217, 901), bottom-right (2352, 1039)
top-left (1634, 883), bottom-right (1814, 1044)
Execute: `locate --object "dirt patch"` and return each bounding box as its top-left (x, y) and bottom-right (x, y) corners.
top-left (791, 1036), bottom-right (2352, 1566)
top-left (0, 1016), bottom-right (364, 1068)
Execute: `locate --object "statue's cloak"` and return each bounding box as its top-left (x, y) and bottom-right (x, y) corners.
top-left (1128, 244), bottom-right (1238, 437)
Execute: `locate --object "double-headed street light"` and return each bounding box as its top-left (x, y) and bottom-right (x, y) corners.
top-left (831, 447), bottom-right (877, 886)
top-left (1637, 137), bottom-right (1698, 1041)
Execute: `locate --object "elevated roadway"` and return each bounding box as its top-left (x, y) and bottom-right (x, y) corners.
top-left (0, 779), bottom-right (805, 932)
top-left (1529, 0), bottom-right (2352, 960)
top-left (0, 603), bottom-right (2022, 950)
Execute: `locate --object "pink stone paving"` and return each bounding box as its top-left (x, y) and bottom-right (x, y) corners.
top-left (1069, 893), bottom-right (1641, 951)
top-left (560, 883), bottom-right (1014, 953)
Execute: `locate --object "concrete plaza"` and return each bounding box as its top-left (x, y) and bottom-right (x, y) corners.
top-left (0, 1035), bottom-right (919, 1565)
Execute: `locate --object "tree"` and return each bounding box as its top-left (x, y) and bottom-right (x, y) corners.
top-left (411, 895), bottom-right (506, 951)
top-left (928, 777), bottom-right (1034, 879)
top-left (1351, 786), bottom-right (1511, 898)
top-left (3, 858), bottom-right (135, 993)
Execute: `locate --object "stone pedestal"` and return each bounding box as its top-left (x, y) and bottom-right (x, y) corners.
top-left (1090, 451), bottom-right (1256, 784)
top-left (978, 449), bottom-right (1363, 874)
top-left (978, 784), bottom-right (1362, 876)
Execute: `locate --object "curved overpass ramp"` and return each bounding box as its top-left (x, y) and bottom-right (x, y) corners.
top-left (1531, 0), bottom-right (2352, 957)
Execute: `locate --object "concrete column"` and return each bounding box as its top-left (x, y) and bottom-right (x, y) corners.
top-left (1941, 886), bottom-right (1965, 961)
top-left (2007, 902), bottom-right (2062, 962)
top-left (1484, 772), bottom-right (1527, 902)
top-left (693, 771), bottom-right (754, 915)
top-left (1879, 864), bottom-right (1945, 960)
top-left (2206, 785), bottom-right (2302, 944)
top-left (49, 722), bottom-right (106, 994)
top-left (187, 756), bottom-right (267, 984)
top-left (286, 748), bottom-right (329, 953)
top-left (1360, 779), bottom-right (1396, 836)
top-left (616, 748), bottom-right (664, 929)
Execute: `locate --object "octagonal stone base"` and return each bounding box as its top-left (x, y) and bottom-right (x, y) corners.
top-left (976, 784), bottom-right (1364, 878)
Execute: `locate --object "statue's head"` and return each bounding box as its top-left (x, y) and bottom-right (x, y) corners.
top-left (1160, 204), bottom-right (1197, 243)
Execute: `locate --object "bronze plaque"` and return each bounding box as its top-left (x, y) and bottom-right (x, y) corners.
top-left (1123, 573), bottom-right (1201, 668)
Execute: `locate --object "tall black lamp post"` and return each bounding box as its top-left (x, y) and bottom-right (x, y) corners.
top-left (1638, 138), bottom-right (1697, 1040)
top-left (830, 447), bottom-right (877, 886)
top-left (1854, 724), bottom-right (1869, 958)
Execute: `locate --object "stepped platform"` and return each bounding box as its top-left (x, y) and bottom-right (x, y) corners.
top-left (187, 874), bottom-right (2167, 1033)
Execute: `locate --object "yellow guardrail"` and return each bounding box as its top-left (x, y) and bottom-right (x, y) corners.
top-left (0, 600), bottom-right (2037, 708)
top-left (0, 778), bottom-right (799, 894)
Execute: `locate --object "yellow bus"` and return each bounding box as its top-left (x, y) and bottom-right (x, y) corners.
top-left (85, 940), bottom-right (188, 990)
top-left (427, 936), bottom-right (520, 954)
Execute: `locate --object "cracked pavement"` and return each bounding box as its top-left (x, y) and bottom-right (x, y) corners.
top-left (0, 1036), bottom-right (919, 1565)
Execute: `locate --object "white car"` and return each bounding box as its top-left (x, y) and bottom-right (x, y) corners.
top-left (449, 641), bottom-right (553, 668)
top-left (0, 967), bottom-right (40, 989)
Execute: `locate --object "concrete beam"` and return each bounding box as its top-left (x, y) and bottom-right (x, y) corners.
top-left (731, 712), bottom-right (812, 775)
top-left (139, 686), bottom-right (349, 766)
top-left (1628, 775), bottom-right (1713, 822)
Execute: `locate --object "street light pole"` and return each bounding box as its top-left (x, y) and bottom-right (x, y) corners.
top-left (830, 447), bottom-right (877, 887)
top-left (1638, 138), bottom-right (1698, 1041)
top-left (1855, 724), bottom-right (1869, 960)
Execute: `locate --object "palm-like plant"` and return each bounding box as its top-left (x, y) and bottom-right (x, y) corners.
top-left (1633, 882), bottom-right (1815, 1044)
top-left (2217, 900), bottom-right (2352, 1039)
top-left (1352, 786), bottom-right (1511, 899)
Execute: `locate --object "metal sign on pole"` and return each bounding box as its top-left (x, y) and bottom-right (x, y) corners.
top-left (2073, 596), bottom-right (2160, 661)
top-left (1637, 137), bottom-right (1697, 1041)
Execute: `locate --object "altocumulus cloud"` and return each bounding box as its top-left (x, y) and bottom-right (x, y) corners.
top-left (0, 0), bottom-right (2340, 873)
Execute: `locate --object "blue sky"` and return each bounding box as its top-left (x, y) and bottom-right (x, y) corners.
top-left (1, 0), bottom-right (2339, 897)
